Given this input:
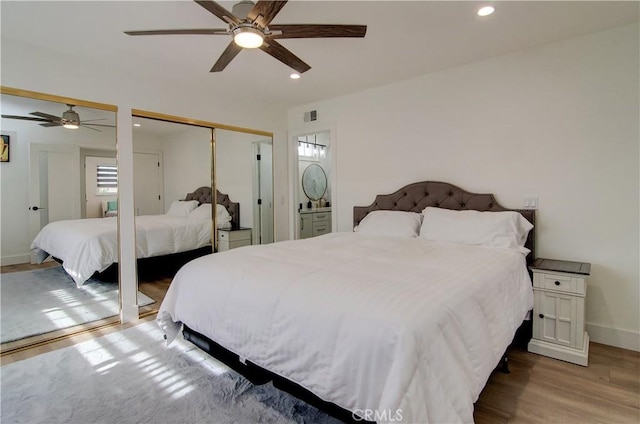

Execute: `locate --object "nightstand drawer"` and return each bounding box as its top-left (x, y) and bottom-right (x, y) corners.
top-left (219, 229), bottom-right (251, 242)
top-left (313, 212), bottom-right (330, 222)
top-left (533, 272), bottom-right (585, 296)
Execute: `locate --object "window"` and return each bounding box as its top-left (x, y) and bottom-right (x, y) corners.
top-left (96, 164), bottom-right (118, 195)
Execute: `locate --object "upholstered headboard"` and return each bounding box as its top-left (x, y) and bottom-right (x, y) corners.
top-left (185, 186), bottom-right (240, 229)
top-left (353, 181), bottom-right (535, 264)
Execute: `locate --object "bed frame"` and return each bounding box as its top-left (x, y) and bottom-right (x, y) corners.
top-left (182, 181), bottom-right (535, 422)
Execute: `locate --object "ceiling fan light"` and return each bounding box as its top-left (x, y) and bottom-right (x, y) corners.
top-left (233, 26), bottom-right (264, 48)
top-left (62, 109), bottom-right (80, 129)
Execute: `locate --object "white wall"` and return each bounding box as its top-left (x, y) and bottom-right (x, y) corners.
top-left (156, 127), bottom-right (211, 211)
top-left (216, 129), bottom-right (267, 230)
top-left (287, 24), bottom-right (640, 350)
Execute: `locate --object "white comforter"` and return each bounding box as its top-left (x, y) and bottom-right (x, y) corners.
top-left (31, 215), bottom-right (212, 287)
top-left (158, 233), bottom-right (533, 424)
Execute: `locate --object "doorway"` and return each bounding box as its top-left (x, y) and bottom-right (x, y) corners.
top-left (290, 126), bottom-right (335, 240)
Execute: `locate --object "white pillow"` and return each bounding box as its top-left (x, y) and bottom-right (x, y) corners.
top-left (188, 203), bottom-right (211, 219)
top-left (216, 204), bottom-right (232, 223)
top-left (354, 210), bottom-right (422, 238)
top-left (188, 203), bottom-right (233, 223)
top-left (419, 207), bottom-right (533, 253)
top-left (167, 200), bottom-right (199, 217)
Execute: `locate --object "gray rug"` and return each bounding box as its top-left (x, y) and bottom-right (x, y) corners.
top-left (0, 266), bottom-right (154, 343)
top-left (0, 321), bottom-right (341, 424)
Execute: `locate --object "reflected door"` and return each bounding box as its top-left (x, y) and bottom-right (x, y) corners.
top-left (28, 143), bottom-right (80, 262)
top-left (133, 152), bottom-right (163, 216)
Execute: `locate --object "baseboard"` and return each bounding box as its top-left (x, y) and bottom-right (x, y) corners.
top-left (586, 322), bottom-right (640, 352)
top-left (0, 254), bottom-right (31, 266)
top-left (528, 333), bottom-right (589, 366)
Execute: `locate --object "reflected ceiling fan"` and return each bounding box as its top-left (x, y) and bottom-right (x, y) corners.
top-left (1, 105), bottom-right (115, 132)
top-left (124, 0), bottom-right (367, 73)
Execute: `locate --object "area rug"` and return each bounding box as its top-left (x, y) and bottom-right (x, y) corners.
top-left (0, 266), bottom-right (154, 343)
top-left (0, 321), bottom-right (340, 424)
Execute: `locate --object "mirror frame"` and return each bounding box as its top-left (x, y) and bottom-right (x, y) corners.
top-left (302, 163), bottom-right (327, 201)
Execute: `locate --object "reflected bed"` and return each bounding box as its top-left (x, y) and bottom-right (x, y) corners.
top-left (31, 187), bottom-right (238, 287)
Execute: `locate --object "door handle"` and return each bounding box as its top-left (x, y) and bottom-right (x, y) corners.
top-left (29, 206), bottom-right (46, 211)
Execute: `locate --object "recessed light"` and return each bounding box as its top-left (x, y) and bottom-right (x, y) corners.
top-left (133, 123), bottom-right (141, 127)
top-left (290, 73), bottom-right (301, 80)
top-left (477, 6), bottom-right (495, 16)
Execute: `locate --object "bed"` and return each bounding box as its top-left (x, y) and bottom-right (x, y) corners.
top-left (157, 181), bottom-right (535, 423)
top-left (31, 187), bottom-right (239, 287)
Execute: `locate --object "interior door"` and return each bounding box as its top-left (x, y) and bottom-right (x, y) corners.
top-left (133, 152), bottom-right (163, 215)
top-left (29, 143), bottom-right (80, 262)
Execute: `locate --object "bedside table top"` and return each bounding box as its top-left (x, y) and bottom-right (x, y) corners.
top-left (530, 258), bottom-right (591, 275)
top-left (221, 227), bottom-right (252, 232)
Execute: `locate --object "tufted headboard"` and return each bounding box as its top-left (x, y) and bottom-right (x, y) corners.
top-left (185, 186), bottom-right (240, 229)
top-left (353, 181), bottom-right (535, 264)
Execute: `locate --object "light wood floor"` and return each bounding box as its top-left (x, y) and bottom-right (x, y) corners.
top-left (0, 262), bottom-right (171, 358)
top-left (2, 264), bottom-right (638, 422)
top-left (475, 342), bottom-right (639, 423)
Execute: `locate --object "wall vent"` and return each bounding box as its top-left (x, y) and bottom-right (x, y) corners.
top-left (303, 110), bottom-right (318, 122)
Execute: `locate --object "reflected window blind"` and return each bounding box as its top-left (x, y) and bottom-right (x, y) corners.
top-left (97, 164), bottom-right (118, 194)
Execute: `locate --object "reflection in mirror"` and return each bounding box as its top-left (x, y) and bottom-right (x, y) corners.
top-left (132, 116), bottom-right (214, 315)
top-left (0, 90), bottom-right (118, 351)
top-left (215, 129), bottom-right (274, 249)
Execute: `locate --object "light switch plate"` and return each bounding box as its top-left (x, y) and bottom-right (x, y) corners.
top-left (522, 196), bottom-right (539, 210)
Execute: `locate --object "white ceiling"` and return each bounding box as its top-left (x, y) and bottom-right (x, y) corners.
top-left (1, 1), bottom-right (638, 109)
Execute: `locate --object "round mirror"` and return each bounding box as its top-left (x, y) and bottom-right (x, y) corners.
top-left (302, 164), bottom-right (327, 201)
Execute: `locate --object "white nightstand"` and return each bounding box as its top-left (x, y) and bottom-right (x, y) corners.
top-left (218, 228), bottom-right (252, 251)
top-left (527, 258), bottom-right (591, 366)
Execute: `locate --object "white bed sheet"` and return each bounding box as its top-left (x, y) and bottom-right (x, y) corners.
top-left (158, 232), bottom-right (533, 424)
top-left (31, 214), bottom-right (213, 287)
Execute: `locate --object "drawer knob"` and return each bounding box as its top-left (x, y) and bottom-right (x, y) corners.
top-left (555, 281), bottom-right (561, 286)
top-left (538, 313), bottom-right (544, 319)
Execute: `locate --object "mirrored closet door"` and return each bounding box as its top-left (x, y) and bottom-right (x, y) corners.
top-left (0, 87), bottom-right (118, 352)
top-left (131, 112), bottom-right (214, 317)
top-left (129, 111), bottom-right (274, 317)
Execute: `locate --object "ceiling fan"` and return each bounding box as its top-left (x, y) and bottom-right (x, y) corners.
top-left (1, 105), bottom-right (115, 132)
top-left (124, 0), bottom-right (367, 74)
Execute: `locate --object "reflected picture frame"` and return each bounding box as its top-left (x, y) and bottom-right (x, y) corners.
top-left (1, 135), bottom-right (9, 162)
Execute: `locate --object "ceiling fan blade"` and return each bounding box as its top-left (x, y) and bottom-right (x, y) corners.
top-left (260, 39), bottom-right (310, 74)
top-left (40, 122), bottom-right (63, 127)
top-left (124, 28), bottom-right (229, 36)
top-left (1, 114), bottom-right (52, 123)
top-left (247, 1), bottom-right (288, 27)
top-left (210, 41), bottom-right (243, 72)
top-left (82, 123), bottom-right (115, 128)
top-left (80, 125), bottom-right (101, 132)
top-left (194, 0), bottom-right (240, 25)
top-left (269, 24), bottom-right (367, 39)
top-left (30, 111), bottom-right (62, 121)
